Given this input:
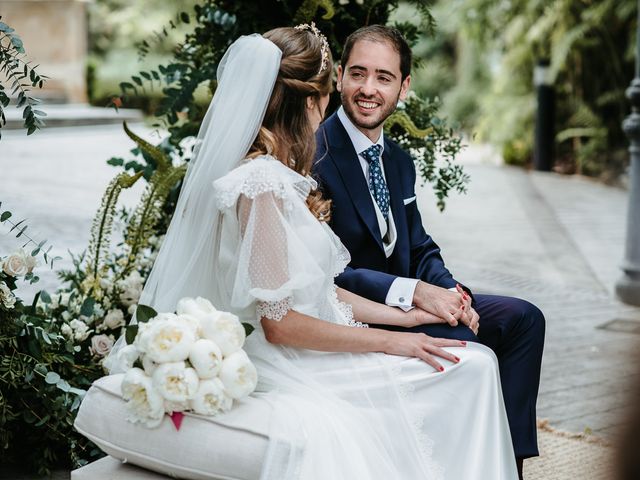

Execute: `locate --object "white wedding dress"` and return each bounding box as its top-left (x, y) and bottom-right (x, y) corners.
top-left (212, 155), bottom-right (517, 480)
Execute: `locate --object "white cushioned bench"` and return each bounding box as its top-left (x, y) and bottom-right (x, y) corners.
top-left (74, 374), bottom-right (273, 480)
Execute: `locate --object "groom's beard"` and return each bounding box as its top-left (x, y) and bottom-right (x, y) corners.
top-left (341, 91), bottom-right (400, 132)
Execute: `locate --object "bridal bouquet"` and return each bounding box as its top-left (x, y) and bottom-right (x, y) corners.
top-left (116, 297), bottom-right (257, 429)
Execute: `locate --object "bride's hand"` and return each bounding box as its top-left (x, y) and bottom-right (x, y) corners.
top-left (383, 332), bottom-right (466, 372)
top-left (403, 308), bottom-right (448, 328)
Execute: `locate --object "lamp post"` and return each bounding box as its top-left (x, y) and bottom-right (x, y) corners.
top-left (533, 59), bottom-right (555, 171)
top-left (616, 0), bottom-right (640, 306)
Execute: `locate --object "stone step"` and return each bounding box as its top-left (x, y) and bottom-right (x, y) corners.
top-left (3, 103), bottom-right (143, 129)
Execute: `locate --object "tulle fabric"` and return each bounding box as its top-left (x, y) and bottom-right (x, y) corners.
top-left (213, 156), bottom-right (518, 480)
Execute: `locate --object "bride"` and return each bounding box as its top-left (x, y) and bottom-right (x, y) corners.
top-left (115, 25), bottom-right (518, 479)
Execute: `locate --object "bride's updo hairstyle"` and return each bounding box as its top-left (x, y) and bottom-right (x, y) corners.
top-left (248, 25), bottom-right (333, 221)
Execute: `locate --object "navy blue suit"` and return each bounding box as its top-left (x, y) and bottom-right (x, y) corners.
top-left (313, 112), bottom-right (545, 458)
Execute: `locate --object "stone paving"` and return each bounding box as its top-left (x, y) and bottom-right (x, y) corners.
top-left (1, 124), bottom-right (639, 476)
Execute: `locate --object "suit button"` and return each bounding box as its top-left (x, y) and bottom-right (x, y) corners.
top-left (399, 297), bottom-right (405, 303)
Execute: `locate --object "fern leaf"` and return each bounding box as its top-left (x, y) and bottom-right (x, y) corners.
top-left (386, 111), bottom-right (434, 138)
top-left (123, 121), bottom-right (171, 172)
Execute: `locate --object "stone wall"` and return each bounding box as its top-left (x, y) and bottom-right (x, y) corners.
top-left (0, 0), bottom-right (90, 103)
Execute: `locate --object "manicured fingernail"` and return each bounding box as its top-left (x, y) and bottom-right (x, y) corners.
top-left (454, 356), bottom-right (460, 362)
top-left (461, 305), bottom-right (465, 310)
top-left (461, 341), bottom-right (467, 345)
top-left (438, 366), bottom-right (444, 372)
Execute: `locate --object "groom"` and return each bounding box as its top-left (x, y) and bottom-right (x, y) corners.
top-left (313, 25), bottom-right (545, 478)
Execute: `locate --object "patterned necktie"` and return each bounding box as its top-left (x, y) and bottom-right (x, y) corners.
top-left (361, 144), bottom-right (390, 220)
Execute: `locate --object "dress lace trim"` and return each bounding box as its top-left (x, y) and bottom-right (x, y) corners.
top-left (214, 155), bottom-right (315, 211)
top-left (388, 363), bottom-right (445, 480)
top-left (256, 297), bottom-right (292, 322)
top-left (328, 286), bottom-right (368, 328)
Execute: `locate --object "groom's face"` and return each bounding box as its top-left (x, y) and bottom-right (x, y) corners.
top-left (337, 39), bottom-right (410, 138)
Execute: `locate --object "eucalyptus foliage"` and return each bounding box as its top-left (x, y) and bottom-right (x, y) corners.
top-left (0, 211), bottom-right (98, 475)
top-left (0, 16), bottom-right (47, 139)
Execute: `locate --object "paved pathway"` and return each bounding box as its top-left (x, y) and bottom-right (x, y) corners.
top-left (1, 125), bottom-right (639, 477)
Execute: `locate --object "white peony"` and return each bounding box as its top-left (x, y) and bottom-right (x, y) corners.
top-left (103, 309), bottom-right (125, 330)
top-left (114, 344), bottom-right (140, 371)
top-left (90, 334), bottom-right (114, 357)
top-left (189, 378), bottom-right (232, 416)
top-left (176, 296), bottom-right (217, 321)
top-left (121, 368), bottom-right (165, 428)
top-left (164, 399), bottom-right (189, 414)
top-left (141, 354), bottom-right (158, 376)
top-left (137, 316), bottom-right (196, 363)
top-left (0, 282), bottom-right (16, 309)
top-left (178, 313), bottom-right (201, 337)
top-left (152, 361), bottom-right (199, 403)
top-left (2, 249), bottom-right (36, 277)
top-left (200, 310), bottom-right (245, 356)
top-left (188, 339), bottom-right (223, 379)
top-left (219, 350), bottom-right (257, 399)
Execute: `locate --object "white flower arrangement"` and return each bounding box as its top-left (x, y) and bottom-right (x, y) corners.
top-left (120, 296), bottom-right (257, 429)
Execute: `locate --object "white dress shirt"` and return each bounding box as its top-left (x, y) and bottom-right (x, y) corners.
top-left (337, 107), bottom-right (418, 310)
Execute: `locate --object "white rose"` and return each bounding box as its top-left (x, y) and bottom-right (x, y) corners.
top-left (200, 311), bottom-right (245, 356)
top-left (120, 286), bottom-right (142, 307)
top-left (2, 249), bottom-right (36, 277)
top-left (49, 295), bottom-right (60, 310)
top-left (219, 350), bottom-right (257, 399)
top-left (69, 319), bottom-right (90, 342)
top-left (90, 334), bottom-right (114, 357)
top-left (188, 339), bottom-right (223, 379)
top-left (0, 282), bottom-right (16, 309)
top-left (103, 309), bottom-right (125, 330)
top-left (128, 304), bottom-right (137, 315)
top-left (189, 378), bottom-right (232, 416)
top-left (139, 317), bottom-right (196, 363)
top-left (115, 344), bottom-right (140, 371)
top-left (118, 271), bottom-right (144, 307)
top-left (152, 362), bottom-right (199, 403)
top-left (59, 292), bottom-right (71, 307)
top-left (121, 368), bottom-right (165, 428)
top-left (60, 324), bottom-right (73, 339)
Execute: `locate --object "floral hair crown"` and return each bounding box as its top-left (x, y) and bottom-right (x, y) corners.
top-left (294, 22), bottom-right (330, 75)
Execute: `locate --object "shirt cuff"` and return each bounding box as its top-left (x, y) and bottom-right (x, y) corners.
top-left (385, 277), bottom-right (419, 312)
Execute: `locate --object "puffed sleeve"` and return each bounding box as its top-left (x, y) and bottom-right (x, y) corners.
top-left (214, 157), bottom-right (326, 323)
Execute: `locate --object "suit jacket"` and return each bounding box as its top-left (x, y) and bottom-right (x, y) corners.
top-left (313, 112), bottom-right (459, 304)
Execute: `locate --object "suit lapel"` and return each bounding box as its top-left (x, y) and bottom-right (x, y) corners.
top-left (381, 140), bottom-right (406, 237)
top-left (382, 140), bottom-right (409, 271)
top-left (324, 114), bottom-right (384, 250)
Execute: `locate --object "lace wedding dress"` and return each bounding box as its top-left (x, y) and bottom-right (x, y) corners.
top-left (212, 155), bottom-right (518, 480)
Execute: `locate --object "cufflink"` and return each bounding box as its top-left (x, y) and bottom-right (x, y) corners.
top-left (399, 297), bottom-right (405, 303)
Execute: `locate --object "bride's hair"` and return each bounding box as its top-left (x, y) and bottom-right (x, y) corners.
top-left (248, 26), bottom-right (333, 221)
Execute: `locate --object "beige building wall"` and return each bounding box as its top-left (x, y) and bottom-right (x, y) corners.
top-left (0, 0), bottom-right (90, 103)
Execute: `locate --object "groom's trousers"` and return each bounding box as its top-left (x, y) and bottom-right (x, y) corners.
top-left (378, 294), bottom-right (545, 459)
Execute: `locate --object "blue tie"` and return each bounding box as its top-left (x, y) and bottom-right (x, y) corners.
top-left (361, 144), bottom-right (390, 220)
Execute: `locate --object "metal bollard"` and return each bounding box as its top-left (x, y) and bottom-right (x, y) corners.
top-left (533, 60), bottom-right (555, 172)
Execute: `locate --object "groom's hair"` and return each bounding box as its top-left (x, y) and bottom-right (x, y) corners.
top-left (341, 25), bottom-right (412, 81)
